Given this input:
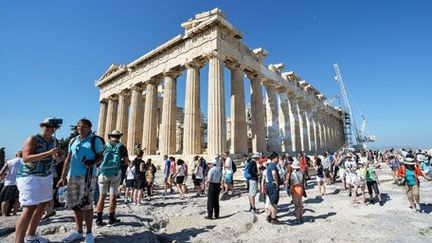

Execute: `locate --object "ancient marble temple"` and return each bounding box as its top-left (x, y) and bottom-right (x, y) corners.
top-left (95, 8), bottom-right (345, 160)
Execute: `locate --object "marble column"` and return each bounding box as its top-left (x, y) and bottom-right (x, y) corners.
top-left (311, 107), bottom-right (319, 152)
top-left (127, 86), bottom-right (144, 154)
top-left (264, 84), bottom-right (281, 152)
top-left (97, 100), bottom-right (108, 138)
top-left (142, 81), bottom-right (158, 155)
top-left (159, 72), bottom-right (178, 155)
top-left (296, 101), bottom-right (307, 152)
top-left (116, 91), bottom-right (130, 144)
top-left (288, 96), bottom-right (301, 152)
top-left (229, 63), bottom-right (247, 154)
top-left (249, 74), bottom-right (267, 153)
top-left (207, 53), bottom-right (226, 155)
top-left (104, 97), bottom-right (118, 141)
top-left (304, 105), bottom-right (313, 152)
top-left (278, 91), bottom-right (291, 152)
top-left (183, 62), bottom-right (201, 155)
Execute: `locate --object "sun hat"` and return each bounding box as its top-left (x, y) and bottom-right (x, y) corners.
top-left (404, 157), bottom-right (415, 165)
top-left (207, 159), bottom-right (217, 165)
top-left (108, 130), bottom-right (123, 137)
top-left (39, 117), bottom-right (62, 128)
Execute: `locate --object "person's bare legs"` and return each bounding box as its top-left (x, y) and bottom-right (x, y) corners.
top-left (108, 193), bottom-right (116, 214)
top-left (13, 200), bottom-right (20, 216)
top-left (1, 201), bottom-right (9, 216)
top-left (96, 194), bottom-right (106, 214)
top-left (351, 185), bottom-right (358, 204)
top-left (26, 201), bottom-right (49, 237)
top-left (73, 209), bottom-right (84, 232)
top-left (15, 205), bottom-right (38, 243)
top-left (83, 209), bottom-right (93, 233)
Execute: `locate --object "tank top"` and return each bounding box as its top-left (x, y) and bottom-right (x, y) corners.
top-left (17, 134), bottom-right (56, 177)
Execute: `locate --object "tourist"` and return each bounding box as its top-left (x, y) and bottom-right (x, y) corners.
top-left (193, 156), bottom-right (204, 197)
top-left (298, 152), bottom-right (309, 180)
top-left (96, 130), bottom-right (129, 227)
top-left (205, 159), bottom-right (222, 220)
top-left (0, 151), bottom-right (22, 216)
top-left (336, 152), bottom-right (348, 190)
top-left (124, 161), bottom-right (135, 204)
top-left (133, 150), bottom-right (145, 205)
top-left (265, 152), bottom-right (281, 224)
top-left (221, 152), bottom-right (234, 195)
top-left (162, 155), bottom-right (172, 196)
top-left (287, 159), bottom-right (306, 224)
top-left (16, 117), bottom-right (61, 243)
top-left (169, 156), bottom-right (177, 192)
top-left (323, 152), bottom-right (333, 184)
top-left (397, 156), bottom-right (431, 212)
top-left (144, 158), bottom-right (156, 200)
top-left (365, 158), bottom-right (383, 206)
top-left (345, 153), bottom-right (358, 200)
top-left (245, 154), bottom-right (258, 213)
top-left (58, 118), bottom-right (104, 243)
top-left (174, 159), bottom-right (187, 199)
top-left (354, 158), bottom-right (367, 204)
top-left (199, 156), bottom-right (209, 194)
top-left (314, 157), bottom-right (326, 197)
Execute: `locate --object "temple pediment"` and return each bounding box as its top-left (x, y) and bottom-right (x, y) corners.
top-left (97, 64), bottom-right (127, 84)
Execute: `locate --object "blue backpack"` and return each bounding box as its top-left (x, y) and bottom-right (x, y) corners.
top-left (100, 142), bottom-right (122, 177)
top-left (244, 160), bottom-right (252, 180)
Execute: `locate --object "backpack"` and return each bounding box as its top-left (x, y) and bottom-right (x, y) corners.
top-left (244, 160), bottom-right (252, 180)
top-left (232, 161), bottom-right (237, 174)
top-left (100, 142), bottom-right (122, 177)
top-left (134, 158), bottom-right (145, 180)
top-left (69, 134), bottom-right (105, 158)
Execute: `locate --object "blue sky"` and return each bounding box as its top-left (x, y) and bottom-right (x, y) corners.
top-left (1, 1), bottom-right (431, 159)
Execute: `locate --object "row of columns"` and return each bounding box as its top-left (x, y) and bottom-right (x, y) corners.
top-left (97, 53), bottom-right (344, 156)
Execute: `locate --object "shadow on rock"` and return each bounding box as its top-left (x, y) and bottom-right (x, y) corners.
top-left (157, 226), bottom-right (215, 243)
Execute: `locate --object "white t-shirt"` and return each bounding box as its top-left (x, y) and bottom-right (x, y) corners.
top-left (224, 157), bottom-right (233, 174)
top-left (126, 166), bottom-right (136, 180)
top-left (5, 158), bottom-right (22, 186)
top-left (195, 166), bottom-right (204, 179)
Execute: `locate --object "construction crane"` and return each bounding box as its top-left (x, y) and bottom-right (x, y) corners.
top-left (333, 63), bottom-right (375, 150)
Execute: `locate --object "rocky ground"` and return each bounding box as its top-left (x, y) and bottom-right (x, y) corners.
top-left (2, 163), bottom-right (432, 243)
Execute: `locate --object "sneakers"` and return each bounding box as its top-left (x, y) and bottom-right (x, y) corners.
top-left (107, 218), bottom-right (121, 226)
top-left (24, 235), bottom-right (48, 243)
top-left (96, 220), bottom-right (107, 228)
top-left (85, 233), bottom-right (94, 243)
top-left (63, 231), bottom-right (84, 242)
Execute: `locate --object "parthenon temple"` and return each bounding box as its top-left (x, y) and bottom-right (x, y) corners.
top-left (95, 8), bottom-right (345, 159)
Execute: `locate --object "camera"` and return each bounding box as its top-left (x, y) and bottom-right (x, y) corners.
top-left (72, 196), bottom-right (91, 211)
top-left (48, 118), bottom-right (63, 127)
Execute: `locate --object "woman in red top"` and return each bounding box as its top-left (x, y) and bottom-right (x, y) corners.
top-left (397, 156), bottom-right (431, 212)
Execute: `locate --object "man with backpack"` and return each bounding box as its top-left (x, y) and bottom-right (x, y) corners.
top-left (243, 154), bottom-right (258, 213)
top-left (58, 118), bottom-right (104, 243)
top-left (96, 130), bottom-right (129, 227)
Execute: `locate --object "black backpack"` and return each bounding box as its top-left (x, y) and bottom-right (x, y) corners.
top-left (232, 161), bottom-right (237, 173)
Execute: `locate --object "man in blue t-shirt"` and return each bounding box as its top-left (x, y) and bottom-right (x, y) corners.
top-left (265, 152), bottom-right (281, 224)
top-left (58, 119), bottom-right (104, 243)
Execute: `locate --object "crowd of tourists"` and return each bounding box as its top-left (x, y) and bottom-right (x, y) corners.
top-left (1, 117), bottom-right (432, 243)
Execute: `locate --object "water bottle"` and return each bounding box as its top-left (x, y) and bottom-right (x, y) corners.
top-left (58, 186), bottom-right (67, 203)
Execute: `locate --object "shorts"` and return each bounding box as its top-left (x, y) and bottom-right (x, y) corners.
top-left (265, 182), bottom-right (279, 205)
top-left (346, 173), bottom-right (357, 185)
top-left (194, 178), bottom-right (203, 186)
top-left (67, 176), bottom-right (96, 210)
top-left (316, 176), bottom-right (325, 183)
top-left (0, 185), bottom-right (19, 203)
top-left (339, 168), bottom-right (347, 179)
top-left (248, 179), bottom-right (258, 197)
top-left (224, 173), bottom-right (233, 185)
top-left (176, 176), bottom-right (185, 185)
top-left (16, 175), bottom-right (53, 206)
top-left (126, 179), bottom-right (135, 188)
top-left (135, 179), bottom-right (146, 190)
top-left (98, 173), bottom-right (122, 195)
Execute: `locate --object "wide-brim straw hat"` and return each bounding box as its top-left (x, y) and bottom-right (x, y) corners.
top-left (404, 157), bottom-right (415, 165)
top-left (108, 130), bottom-right (123, 137)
